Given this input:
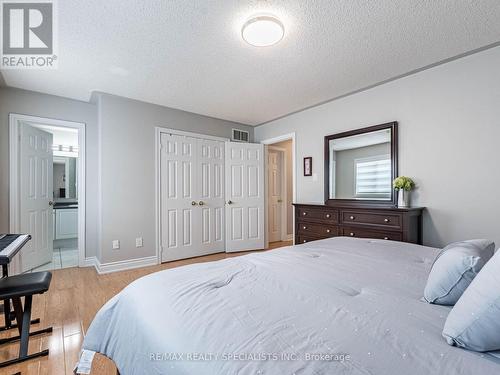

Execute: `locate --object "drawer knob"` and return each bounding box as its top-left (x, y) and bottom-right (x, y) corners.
top-left (303, 240), bottom-right (307, 243)
top-left (350, 216), bottom-right (355, 220)
top-left (384, 218), bottom-right (390, 223)
top-left (303, 212), bottom-right (307, 216)
top-left (384, 237), bottom-right (389, 240)
top-left (326, 214), bottom-right (331, 218)
top-left (350, 232), bottom-right (355, 237)
top-left (326, 229), bottom-right (331, 233)
top-left (303, 226), bottom-right (307, 230)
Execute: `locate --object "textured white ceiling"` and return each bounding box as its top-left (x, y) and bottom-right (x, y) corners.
top-left (2, 1), bottom-right (500, 125)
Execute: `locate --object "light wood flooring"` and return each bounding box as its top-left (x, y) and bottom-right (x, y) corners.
top-left (0, 241), bottom-right (292, 375)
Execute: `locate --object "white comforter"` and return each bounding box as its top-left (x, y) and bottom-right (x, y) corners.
top-left (80, 237), bottom-right (500, 374)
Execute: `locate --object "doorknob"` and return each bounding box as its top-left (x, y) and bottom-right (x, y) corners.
top-left (191, 201), bottom-right (198, 206)
top-left (198, 201), bottom-right (205, 206)
top-left (49, 201), bottom-right (54, 206)
top-left (227, 200), bottom-right (233, 205)
top-left (277, 199), bottom-right (283, 203)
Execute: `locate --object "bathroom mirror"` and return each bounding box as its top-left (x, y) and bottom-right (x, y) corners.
top-left (53, 156), bottom-right (78, 200)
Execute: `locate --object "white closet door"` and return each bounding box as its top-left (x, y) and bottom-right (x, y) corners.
top-left (160, 133), bottom-right (225, 262)
top-left (19, 123), bottom-right (54, 272)
top-left (160, 133), bottom-right (200, 262)
top-left (196, 138), bottom-right (225, 255)
top-left (225, 142), bottom-right (265, 252)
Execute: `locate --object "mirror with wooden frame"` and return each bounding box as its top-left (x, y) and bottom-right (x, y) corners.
top-left (324, 122), bottom-right (398, 207)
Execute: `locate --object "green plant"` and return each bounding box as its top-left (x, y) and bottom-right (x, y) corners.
top-left (393, 176), bottom-right (415, 191)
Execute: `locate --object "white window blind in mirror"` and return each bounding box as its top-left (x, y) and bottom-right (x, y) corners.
top-left (355, 155), bottom-right (391, 199)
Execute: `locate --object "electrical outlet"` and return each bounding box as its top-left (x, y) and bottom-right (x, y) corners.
top-left (112, 240), bottom-right (120, 250)
top-left (135, 237), bottom-right (143, 247)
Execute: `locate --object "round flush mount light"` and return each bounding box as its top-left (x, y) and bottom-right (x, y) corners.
top-left (241, 15), bottom-right (284, 47)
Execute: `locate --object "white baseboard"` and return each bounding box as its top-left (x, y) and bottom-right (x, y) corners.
top-left (81, 256), bottom-right (97, 268)
top-left (94, 255), bottom-right (158, 274)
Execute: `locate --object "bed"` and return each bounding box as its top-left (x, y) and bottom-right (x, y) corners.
top-left (78, 237), bottom-right (500, 374)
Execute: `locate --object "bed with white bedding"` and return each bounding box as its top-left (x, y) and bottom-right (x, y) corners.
top-left (78, 237), bottom-right (500, 374)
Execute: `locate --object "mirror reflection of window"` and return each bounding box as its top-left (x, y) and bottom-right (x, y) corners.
top-left (329, 129), bottom-right (392, 200)
top-left (354, 155), bottom-right (391, 199)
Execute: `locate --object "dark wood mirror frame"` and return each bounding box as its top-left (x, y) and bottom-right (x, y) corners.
top-left (324, 121), bottom-right (398, 207)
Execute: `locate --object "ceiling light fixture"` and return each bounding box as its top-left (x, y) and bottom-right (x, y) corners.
top-left (241, 15), bottom-right (284, 47)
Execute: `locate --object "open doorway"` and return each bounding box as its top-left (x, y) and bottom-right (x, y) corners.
top-left (9, 114), bottom-right (85, 274)
top-left (262, 133), bottom-right (296, 249)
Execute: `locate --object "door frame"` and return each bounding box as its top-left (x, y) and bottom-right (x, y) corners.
top-left (260, 132), bottom-right (296, 248)
top-left (9, 113), bottom-right (86, 273)
top-left (154, 127), bottom-right (229, 264)
top-left (267, 146), bottom-right (288, 242)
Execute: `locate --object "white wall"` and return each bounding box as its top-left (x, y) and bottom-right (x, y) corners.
top-left (96, 93), bottom-right (253, 263)
top-left (255, 46), bottom-right (500, 248)
top-left (0, 87), bottom-right (100, 258)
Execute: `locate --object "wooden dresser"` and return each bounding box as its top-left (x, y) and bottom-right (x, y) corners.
top-left (294, 203), bottom-right (424, 245)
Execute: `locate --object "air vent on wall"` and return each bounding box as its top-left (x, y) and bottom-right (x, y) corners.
top-left (232, 129), bottom-right (249, 142)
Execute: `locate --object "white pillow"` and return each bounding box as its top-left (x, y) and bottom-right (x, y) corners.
top-left (443, 247), bottom-right (500, 351)
top-left (423, 239), bottom-right (494, 305)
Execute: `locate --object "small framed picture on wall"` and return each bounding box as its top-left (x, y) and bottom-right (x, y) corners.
top-left (303, 157), bottom-right (312, 176)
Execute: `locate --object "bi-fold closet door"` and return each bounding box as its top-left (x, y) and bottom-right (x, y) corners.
top-left (160, 133), bottom-right (225, 262)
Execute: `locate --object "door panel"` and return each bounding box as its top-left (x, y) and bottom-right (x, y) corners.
top-left (248, 165), bottom-right (259, 197)
top-left (19, 123), bottom-right (53, 272)
top-left (167, 209), bottom-right (177, 248)
top-left (248, 207), bottom-right (260, 239)
top-left (231, 165), bottom-right (243, 197)
top-left (225, 142), bottom-right (265, 252)
top-left (182, 209), bottom-right (192, 246)
top-left (214, 207), bottom-right (223, 241)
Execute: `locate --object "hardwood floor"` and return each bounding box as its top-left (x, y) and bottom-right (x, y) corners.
top-left (0, 241), bottom-right (292, 375)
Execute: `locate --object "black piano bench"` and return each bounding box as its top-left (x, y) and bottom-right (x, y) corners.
top-left (0, 271), bottom-right (53, 368)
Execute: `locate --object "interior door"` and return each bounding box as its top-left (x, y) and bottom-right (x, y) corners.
top-left (225, 142), bottom-right (265, 252)
top-left (19, 122), bottom-right (54, 272)
top-left (196, 138), bottom-right (225, 255)
top-left (160, 133), bottom-right (199, 262)
top-left (268, 149), bottom-right (283, 242)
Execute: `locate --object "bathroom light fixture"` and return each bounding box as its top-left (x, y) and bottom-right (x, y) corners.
top-left (241, 15), bottom-right (284, 47)
top-left (52, 144), bottom-right (79, 154)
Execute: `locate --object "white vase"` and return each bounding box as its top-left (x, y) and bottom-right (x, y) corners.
top-left (397, 190), bottom-right (411, 208)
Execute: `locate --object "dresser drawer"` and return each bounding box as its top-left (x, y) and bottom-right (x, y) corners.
top-left (341, 227), bottom-right (402, 241)
top-left (297, 207), bottom-right (338, 223)
top-left (297, 235), bottom-right (323, 245)
top-left (298, 222), bottom-right (338, 237)
top-left (341, 211), bottom-right (401, 229)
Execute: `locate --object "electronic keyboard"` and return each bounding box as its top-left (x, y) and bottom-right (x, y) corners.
top-left (0, 234), bottom-right (35, 332)
top-left (0, 234), bottom-right (31, 266)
